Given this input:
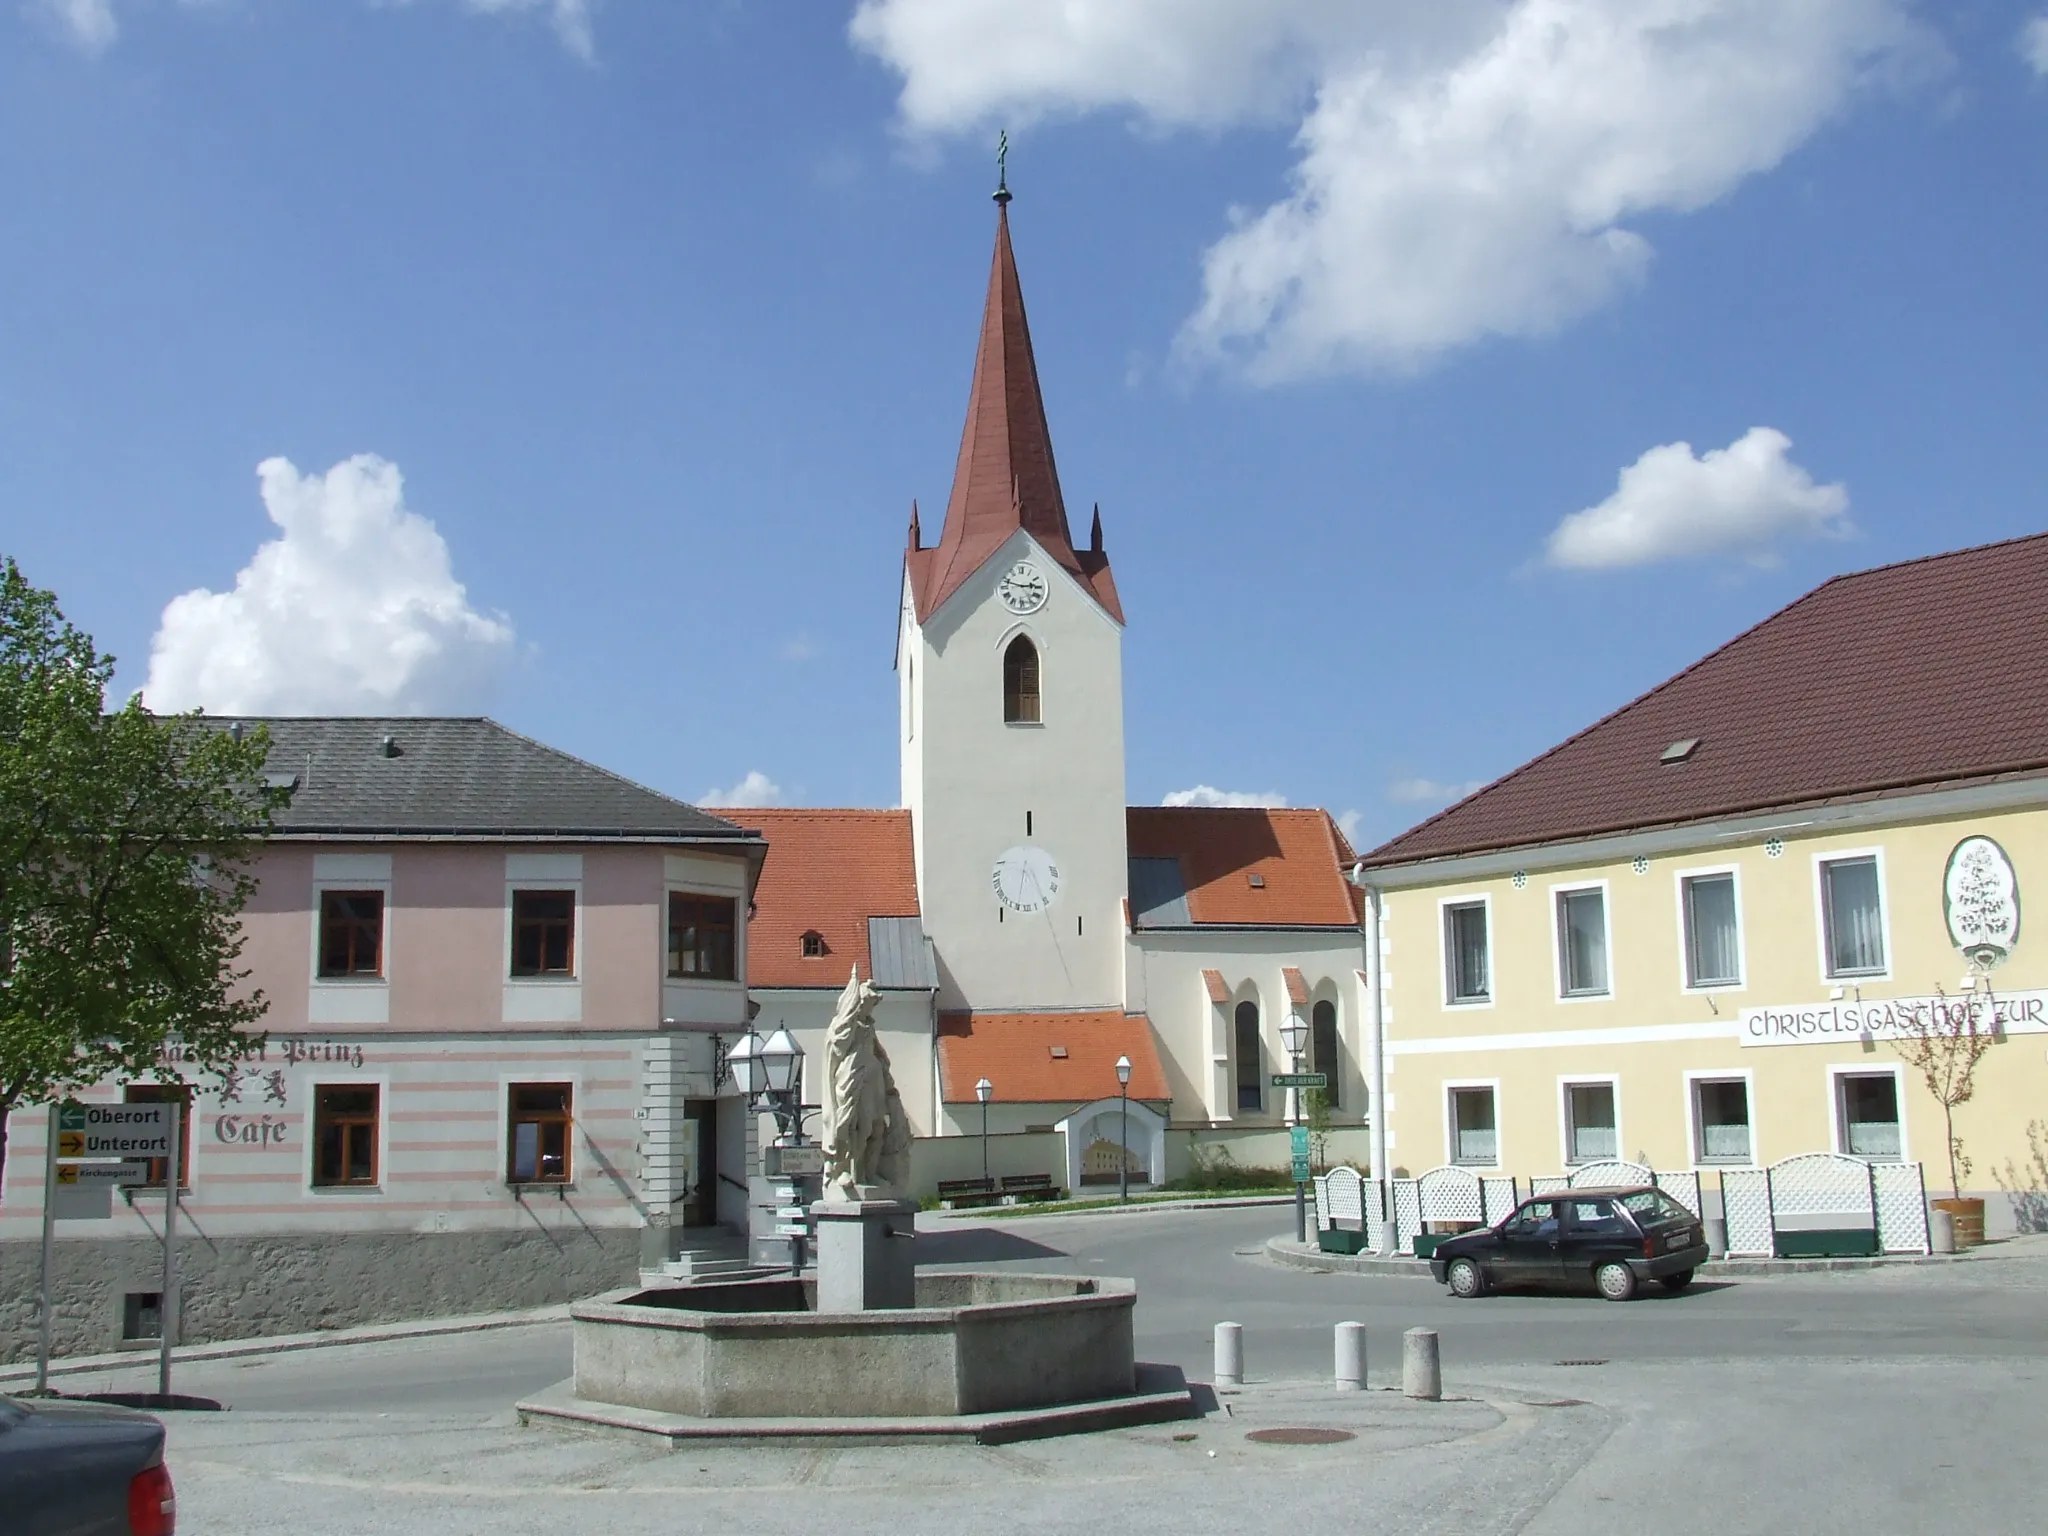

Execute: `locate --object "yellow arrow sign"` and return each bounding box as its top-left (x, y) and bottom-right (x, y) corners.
top-left (57, 1131), bottom-right (85, 1159)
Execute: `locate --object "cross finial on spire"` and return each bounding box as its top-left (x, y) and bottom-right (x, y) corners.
top-left (993, 130), bottom-right (1011, 206)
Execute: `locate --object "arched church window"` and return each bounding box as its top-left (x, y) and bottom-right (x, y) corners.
top-left (1235, 1000), bottom-right (1263, 1112)
top-left (1003, 636), bottom-right (1041, 724)
top-left (1311, 999), bottom-right (1340, 1109)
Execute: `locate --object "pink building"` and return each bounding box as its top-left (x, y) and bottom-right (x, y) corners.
top-left (0, 717), bottom-right (764, 1361)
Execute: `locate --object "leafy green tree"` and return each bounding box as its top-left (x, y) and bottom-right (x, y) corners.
top-left (1303, 1086), bottom-right (1333, 1173)
top-left (1, 558), bottom-right (277, 1188)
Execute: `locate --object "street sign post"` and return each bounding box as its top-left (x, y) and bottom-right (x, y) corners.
top-left (55, 1103), bottom-right (170, 1160)
top-left (1271, 1072), bottom-right (1328, 1090)
top-left (55, 1161), bottom-right (151, 1188)
top-left (1290, 1124), bottom-right (1312, 1184)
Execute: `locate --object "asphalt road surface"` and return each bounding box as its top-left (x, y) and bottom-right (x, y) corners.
top-left (29, 1206), bottom-right (2048, 1535)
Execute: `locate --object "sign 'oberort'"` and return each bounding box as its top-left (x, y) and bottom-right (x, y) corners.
top-left (1741, 988), bottom-right (2048, 1047)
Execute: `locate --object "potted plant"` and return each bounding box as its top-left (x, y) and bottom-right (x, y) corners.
top-left (1894, 985), bottom-right (1998, 1246)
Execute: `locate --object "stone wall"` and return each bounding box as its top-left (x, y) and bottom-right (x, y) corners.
top-left (0, 1226), bottom-right (639, 1364)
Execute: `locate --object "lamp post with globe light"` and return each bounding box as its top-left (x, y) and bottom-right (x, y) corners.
top-left (1115, 1055), bottom-right (1133, 1204)
top-left (1280, 1010), bottom-right (1311, 1243)
top-left (729, 1024), bottom-right (812, 1270)
top-left (975, 1077), bottom-right (994, 1191)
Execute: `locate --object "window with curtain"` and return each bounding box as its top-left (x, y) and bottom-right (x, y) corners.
top-left (1003, 636), bottom-right (1041, 723)
top-left (1822, 857), bottom-right (1885, 976)
top-left (1444, 901), bottom-right (1490, 1003)
top-left (1564, 1081), bottom-right (1617, 1163)
top-left (1450, 1086), bottom-right (1497, 1165)
top-left (1310, 999), bottom-right (1340, 1109)
top-left (1683, 873), bottom-right (1741, 987)
top-left (1234, 1000), bottom-right (1262, 1111)
top-left (1838, 1072), bottom-right (1900, 1159)
top-left (1557, 887), bottom-right (1609, 996)
top-left (1693, 1078), bottom-right (1752, 1163)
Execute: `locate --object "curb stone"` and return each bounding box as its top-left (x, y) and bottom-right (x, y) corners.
top-left (1264, 1235), bottom-right (1983, 1278)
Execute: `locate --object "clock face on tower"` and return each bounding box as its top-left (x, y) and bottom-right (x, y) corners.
top-left (991, 844), bottom-right (1062, 913)
top-left (997, 561), bottom-right (1049, 614)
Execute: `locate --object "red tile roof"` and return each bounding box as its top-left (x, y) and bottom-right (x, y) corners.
top-left (738, 810), bottom-right (919, 988)
top-left (1127, 807), bottom-right (1360, 927)
top-left (1365, 533), bottom-right (2048, 867)
top-left (1281, 967), bottom-right (1309, 1007)
top-left (1200, 968), bottom-right (1230, 1004)
top-left (904, 203), bottom-right (1122, 626)
top-left (938, 1011), bottom-right (1169, 1104)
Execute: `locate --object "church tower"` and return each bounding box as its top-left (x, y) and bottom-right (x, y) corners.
top-left (898, 187), bottom-right (1129, 1014)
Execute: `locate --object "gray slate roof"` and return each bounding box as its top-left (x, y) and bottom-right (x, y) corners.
top-left (220, 717), bottom-right (753, 841)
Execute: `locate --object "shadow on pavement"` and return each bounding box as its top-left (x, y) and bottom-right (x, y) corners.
top-left (916, 1227), bottom-right (1070, 1264)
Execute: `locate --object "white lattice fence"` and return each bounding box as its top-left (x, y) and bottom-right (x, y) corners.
top-left (1528, 1175), bottom-right (1568, 1197)
top-left (1392, 1180), bottom-right (1423, 1251)
top-left (1570, 1160), bottom-right (1654, 1188)
top-left (1364, 1178), bottom-right (1390, 1252)
top-left (1654, 1171), bottom-right (1703, 1216)
top-left (1769, 1153), bottom-right (1876, 1224)
top-left (1480, 1176), bottom-right (1519, 1223)
top-left (1316, 1167), bottom-right (1366, 1230)
top-left (1873, 1162), bottom-right (1931, 1254)
top-left (1720, 1168), bottom-right (1773, 1256)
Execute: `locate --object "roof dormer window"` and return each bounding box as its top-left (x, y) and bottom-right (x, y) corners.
top-left (800, 930), bottom-right (828, 959)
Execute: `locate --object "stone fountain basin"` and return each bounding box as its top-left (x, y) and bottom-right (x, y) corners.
top-left (570, 1271), bottom-right (1137, 1419)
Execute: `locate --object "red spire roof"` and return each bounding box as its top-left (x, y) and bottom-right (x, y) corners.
top-left (905, 203), bottom-right (1122, 624)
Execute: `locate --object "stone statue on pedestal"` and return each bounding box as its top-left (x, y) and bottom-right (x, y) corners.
top-left (819, 966), bottom-right (912, 1201)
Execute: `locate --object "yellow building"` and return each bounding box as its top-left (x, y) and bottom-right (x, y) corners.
top-left (1353, 534), bottom-right (2048, 1240)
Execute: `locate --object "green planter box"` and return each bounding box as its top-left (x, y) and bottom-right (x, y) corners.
top-left (1774, 1228), bottom-right (1880, 1259)
top-left (1317, 1227), bottom-right (1367, 1255)
top-left (1412, 1234), bottom-right (1445, 1260)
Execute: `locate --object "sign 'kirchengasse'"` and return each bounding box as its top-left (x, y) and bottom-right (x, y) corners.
top-left (1741, 988), bottom-right (2048, 1047)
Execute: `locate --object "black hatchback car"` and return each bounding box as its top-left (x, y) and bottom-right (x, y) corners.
top-left (1428, 1186), bottom-right (1710, 1301)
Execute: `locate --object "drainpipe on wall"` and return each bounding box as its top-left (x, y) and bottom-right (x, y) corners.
top-left (1349, 862), bottom-right (1392, 1254)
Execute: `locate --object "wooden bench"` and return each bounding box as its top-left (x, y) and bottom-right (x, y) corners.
top-left (999, 1173), bottom-right (1059, 1204)
top-left (937, 1177), bottom-right (1000, 1210)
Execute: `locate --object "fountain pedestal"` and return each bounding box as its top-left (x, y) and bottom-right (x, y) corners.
top-left (812, 1197), bottom-right (916, 1311)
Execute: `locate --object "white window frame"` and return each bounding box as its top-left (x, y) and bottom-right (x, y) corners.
top-left (1549, 879), bottom-right (1613, 1003)
top-left (1443, 1078), bottom-right (1502, 1169)
top-left (302, 1073), bottom-right (391, 1195)
top-left (1812, 846), bottom-right (1893, 984)
top-left (1682, 1068), bottom-right (1757, 1169)
top-left (1827, 1062), bottom-right (1908, 1163)
top-left (1437, 894), bottom-right (1495, 1010)
top-left (308, 854), bottom-right (394, 991)
top-left (1673, 864), bottom-right (1746, 993)
top-left (1557, 1073), bottom-right (1622, 1166)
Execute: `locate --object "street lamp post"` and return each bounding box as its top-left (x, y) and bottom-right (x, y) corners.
top-left (1115, 1054), bottom-right (1133, 1205)
top-left (731, 1025), bottom-right (811, 1271)
top-left (1280, 1011), bottom-right (1311, 1243)
top-left (975, 1077), bottom-right (993, 1191)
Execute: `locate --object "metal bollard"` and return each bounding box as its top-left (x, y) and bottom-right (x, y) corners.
top-left (1402, 1327), bottom-right (1441, 1401)
top-left (1334, 1322), bottom-right (1366, 1391)
top-left (1930, 1208), bottom-right (1956, 1255)
top-left (1214, 1322), bottom-right (1244, 1389)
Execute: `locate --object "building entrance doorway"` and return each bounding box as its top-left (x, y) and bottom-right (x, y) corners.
top-left (681, 1098), bottom-right (720, 1227)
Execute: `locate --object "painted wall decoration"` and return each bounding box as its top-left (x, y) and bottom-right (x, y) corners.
top-left (1944, 835), bottom-right (2020, 968)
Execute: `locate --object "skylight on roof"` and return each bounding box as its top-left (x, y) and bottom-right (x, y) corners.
top-left (1660, 738), bottom-right (1701, 764)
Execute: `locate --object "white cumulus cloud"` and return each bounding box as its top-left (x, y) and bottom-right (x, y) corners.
top-left (1162, 785), bottom-right (1290, 808)
top-left (2024, 16), bottom-right (2048, 76)
top-left (145, 455), bottom-right (516, 715)
top-left (853, 0), bottom-right (1929, 378)
top-left (698, 771), bottom-right (782, 809)
top-left (459, 0), bottom-right (594, 61)
top-left (1545, 427), bottom-right (1850, 571)
top-left (1388, 777), bottom-right (1486, 806)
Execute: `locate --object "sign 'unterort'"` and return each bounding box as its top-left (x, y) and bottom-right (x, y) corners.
top-left (1741, 988), bottom-right (2048, 1048)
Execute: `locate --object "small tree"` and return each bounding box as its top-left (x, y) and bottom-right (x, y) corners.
top-left (0, 559), bottom-right (277, 1189)
top-left (1302, 1086), bottom-right (1333, 1173)
top-left (1892, 984), bottom-right (1997, 1201)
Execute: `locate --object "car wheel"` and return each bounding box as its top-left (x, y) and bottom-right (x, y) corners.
top-left (1447, 1257), bottom-right (1486, 1299)
top-left (1595, 1261), bottom-right (1637, 1302)
top-left (1659, 1269), bottom-right (1695, 1293)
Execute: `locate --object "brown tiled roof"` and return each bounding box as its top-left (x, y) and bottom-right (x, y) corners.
top-left (1364, 532), bottom-right (2048, 867)
top-left (937, 1011), bottom-right (1169, 1104)
top-left (1281, 967), bottom-right (1309, 1007)
top-left (904, 203), bottom-right (1122, 625)
top-left (1127, 807), bottom-right (1359, 927)
top-left (740, 810), bottom-right (919, 988)
top-left (1200, 968), bottom-right (1230, 1005)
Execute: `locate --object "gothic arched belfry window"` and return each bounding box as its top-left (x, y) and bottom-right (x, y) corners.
top-left (1003, 636), bottom-right (1041, 723)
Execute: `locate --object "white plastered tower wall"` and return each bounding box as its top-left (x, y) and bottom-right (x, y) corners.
top-left (901, 525), bottom-right (1129, 1012)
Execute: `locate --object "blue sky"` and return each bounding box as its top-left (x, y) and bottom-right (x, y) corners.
top-left (4, 1), bottom-right (2045, 849)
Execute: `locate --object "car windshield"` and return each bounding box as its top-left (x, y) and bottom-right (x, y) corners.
top-left (1619, 1190), bottom-right (1693, 1226)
